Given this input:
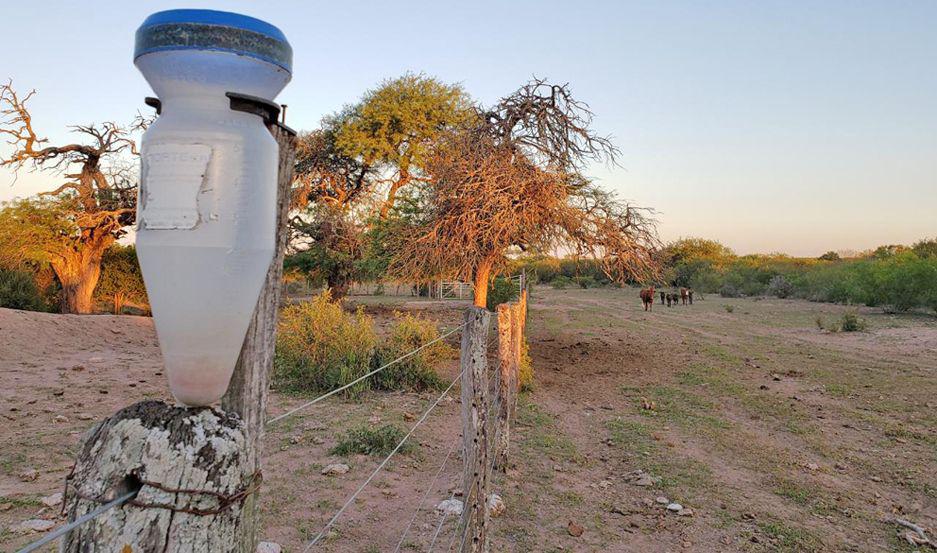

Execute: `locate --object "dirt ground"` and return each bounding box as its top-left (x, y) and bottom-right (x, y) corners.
top-left (1, 289), bottom-right (935, 552)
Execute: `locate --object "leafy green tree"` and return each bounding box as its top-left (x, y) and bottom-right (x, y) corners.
top-left (912, 237), bottom-right (937, 259)
top-left (94, 245), bottom-right (148, 314)
top-left (818, 251), bottom-right (841, 261)
top-left (333, 73), bottom-right (473, 218)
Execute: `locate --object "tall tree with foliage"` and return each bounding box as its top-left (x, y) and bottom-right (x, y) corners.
top-left (0, 81), bottom-right (143, 313)
top-left (385, 78), bottom-right (658, 308)
top-left (333, 73), bottom-right (473, 218)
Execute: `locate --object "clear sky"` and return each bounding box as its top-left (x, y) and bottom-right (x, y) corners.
top-left (2, 1), bottom-right (934, 256)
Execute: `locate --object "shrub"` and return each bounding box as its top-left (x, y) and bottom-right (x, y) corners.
top-left (486, 276), bottom-right (519, 310)
top-left (719, 283), bottom-right (740, 298)
top-left (331, 424), bottom-right (412, 457)
top-left (95, 245), bottom-right (148, 314)
top-left (274, 291), bottom-right (377, 396)
top-left (373, 312), bottom-right (455, 391)
top-left (839, 311), bottom-right (867, 332)
top-left (550, 275), bottom-right (573, 289)
top-left (766, 275), bottom-right (794, 298)
top-left (0, 268), bottom-right (48, 311)
top-left (723, 304), bottom-right (735, 313)
top-left (574, 275), bottom-right (598, 289)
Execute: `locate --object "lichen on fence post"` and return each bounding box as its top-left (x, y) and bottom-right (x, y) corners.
top-left (460, 306), bottom-right (492, 552)
top-left (61, 401), bottom-right (254, 553)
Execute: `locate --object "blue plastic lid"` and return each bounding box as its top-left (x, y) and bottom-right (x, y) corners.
top-left (135, 9), bottom-right (292, 73)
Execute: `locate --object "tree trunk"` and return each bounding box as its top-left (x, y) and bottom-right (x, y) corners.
top-left (53, 236), bottom-right (112, 314)
top-left (327, 274), bottom-right (350, 301)
top-left (379, 167), bottom-right (411, 219)
top-left (473, 259), bottom-right (494, 309)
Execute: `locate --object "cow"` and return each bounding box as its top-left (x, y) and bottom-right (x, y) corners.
top-left (659, 290), bottom-right (666, 304)
top-left (680, 287), bottom-right (689, 305)
top-left (665, 293), bottom-right (674, 307)
top-left (688, 289), bottom-right (694, 305)
top-left (640, 286), bottom-right (655, 311)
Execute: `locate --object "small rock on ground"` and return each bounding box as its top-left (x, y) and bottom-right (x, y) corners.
top-left (666, 502), bottom-right (683, 512)
top-left (256, 542), bottom-right (281, 553)
top-left (16, 519), bottom-right (56, 533)
top-left (321, 463), bottom-right (350, 476)
top-left (41, 492), bottom-right (63, 508)
top-left (487, 494), bottom-right (505, 517)
top-left (567, 520), bottom-right (585, 537)
top-left (436, 498), bottom-right (463, 516)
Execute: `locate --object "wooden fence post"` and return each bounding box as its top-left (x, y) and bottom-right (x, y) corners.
top-left (494, 304), bottom-right (516, 471)
top-left (61, 121), bottom-right (296, 553)
top-left (221, 119), bottom-right (297, 551)
top-left (460, 306), bottom-right (492, 553)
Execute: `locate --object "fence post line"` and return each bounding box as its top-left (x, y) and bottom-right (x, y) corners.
top-left (460, 306), bottom-right (492, 553)
top-left (494, 304), bottom-right (514, 471)
top-left (221, 121), bottom-right (297, 550)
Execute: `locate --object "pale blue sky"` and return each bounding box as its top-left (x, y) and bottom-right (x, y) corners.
top-left (2, 1), bottom-right (935, 256)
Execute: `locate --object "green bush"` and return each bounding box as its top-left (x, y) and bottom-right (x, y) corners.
top-left (550, 275), bottom-right (573, 289)
top-left (719, 283), bottom-right (740, 298)
top-left (0, 268), bottom-right (49, 311)
top-left (766, 275), bottom-right (794, 298)
top-left (273, 291), bottom-right (377, 396)
top-left (373, 312), bottom-right (455, 391)
top-left (331, 424), bottom-right (412, 457)
top-left (839, 311), bottom-right (867, 332)
top-left (95, 245), bottom-right (148, 314)
top-left (723, 304), bottom-right (735, 313)
top-left (486, 276), bottom-right (519, 310)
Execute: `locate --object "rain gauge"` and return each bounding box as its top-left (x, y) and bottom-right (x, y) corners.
top-left (134, 9), bottom-right (292, 406)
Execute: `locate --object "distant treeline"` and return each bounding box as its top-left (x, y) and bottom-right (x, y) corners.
top-left (510, 237), bottom-right (937, 314)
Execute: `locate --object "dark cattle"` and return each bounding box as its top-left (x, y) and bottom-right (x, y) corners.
top-left (680, 287), bottom-right (689, 305)
top-left (688, 289), bottom-right (694, 305)
top-left (659, 291), bottom-right (666, 304)
top-left (640, 286), bottom-right (656, 311)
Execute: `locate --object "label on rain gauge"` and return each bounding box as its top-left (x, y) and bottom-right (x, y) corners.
top-left (140, 143), bottom-right (213, 230)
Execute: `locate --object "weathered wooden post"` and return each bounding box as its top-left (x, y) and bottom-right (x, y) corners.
top-left (221, 117), bottom-right (297, 549)
top-left (494, 304), bottom-right (516, 471)
top-left (460, 307), bottom-right (492, 552)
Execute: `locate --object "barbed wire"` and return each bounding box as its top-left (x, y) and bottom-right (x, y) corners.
top-left (301, 368), bottom-right (465, 551)
top-left (392, 436), bottom-right (460, 553)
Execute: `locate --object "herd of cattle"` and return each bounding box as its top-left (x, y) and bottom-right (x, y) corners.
top-left (639, 286), bottom-right (694, 311)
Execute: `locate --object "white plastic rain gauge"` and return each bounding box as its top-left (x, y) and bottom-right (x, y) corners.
top-left (134, 10), bottom-right (292, 406)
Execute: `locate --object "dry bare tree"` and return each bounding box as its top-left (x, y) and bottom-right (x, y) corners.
top-left (0, 80), bottom-right (144, 313)
top-left (386, 78), bottom-right (659, 308)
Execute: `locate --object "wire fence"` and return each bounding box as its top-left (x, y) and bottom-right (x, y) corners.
top-left (17, 275), bottom-right (527, 553)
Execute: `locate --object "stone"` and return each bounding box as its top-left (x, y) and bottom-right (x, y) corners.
top-left (321, 463), bottom-right (350, 476)
top-left (805, 462), bottom-right (819, 471)
top-left (487, 493), bottom-right (505, 517)
top-left (76, 413), bottom-right (93, 421)
top-left (41, 492), bottom-right (63, 508)
top-left (436, 498), bottom-right (463, 516)
top-left (655, 496), bottom-right (670, 505)
top-left (18, 469), bottom-right (39, 482)
top-left (666, 502), bottom-right (683, 512)
top-left (678, 508), bottom-right (694, 517)
top-left (312, 436), bottom-right (325, 445)
top-left (15, 519), bottom-right (56, 533)
top-left (256, 542), bottom-right (281, 553)
top-left (567, 520), bottom-right (585, 537)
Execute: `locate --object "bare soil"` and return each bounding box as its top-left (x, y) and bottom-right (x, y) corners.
top-left (1, 289), bottom-right (935, 552)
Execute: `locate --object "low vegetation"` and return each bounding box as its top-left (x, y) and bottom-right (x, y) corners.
top-left (274, 292), bottom-right (455, 396)
top-left (330, 424), bottom-right (412, 457)
top-left (274, 291), bottom-right (377, 396)
top-left (373, 312), bottom-right (455, 391)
